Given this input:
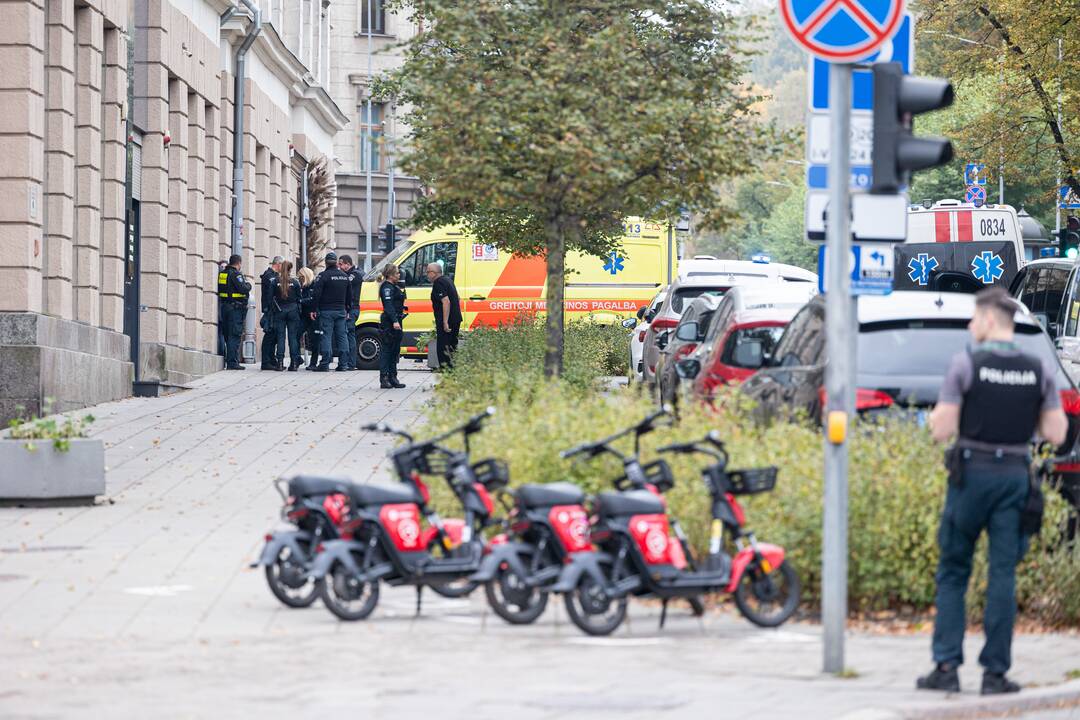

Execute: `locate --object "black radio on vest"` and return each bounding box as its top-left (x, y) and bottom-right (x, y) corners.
top-left (958, 349), bottom-right (1043, 446)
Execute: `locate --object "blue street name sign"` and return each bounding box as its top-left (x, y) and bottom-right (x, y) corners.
top-left (807, 164), bottom-right (873, 191)
top-left (817, 244), bottom-right (894, 296)
top-left (810, 14), bottom-right (913, 112)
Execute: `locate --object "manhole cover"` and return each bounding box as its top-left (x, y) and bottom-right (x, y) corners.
top-left (0, 545), bottom-right (85, 553)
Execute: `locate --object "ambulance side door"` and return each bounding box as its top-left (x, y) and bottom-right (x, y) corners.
top-left (395, 240), bottom-right (461, 347)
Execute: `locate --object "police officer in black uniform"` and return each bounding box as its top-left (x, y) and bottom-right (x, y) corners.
top-left (339, 255), bottom-right (362, 372)
top-left (378, 262), bottom-right (407, 389)
top-left (260, 255), bottom-right (283, 370)
top-left (920, 287), bottom-right (1067, 695)
top-left (311, 251), bottom-right (352, 372)
top-left (217, 254), bottom-right (251, 370)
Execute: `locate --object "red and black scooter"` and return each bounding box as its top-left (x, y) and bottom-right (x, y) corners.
top-left (309, 408), bottom-right (508, 621)
top-left (251, 476), bottom-right (351, 608)
top-left (551, 430), bottom-right (801, 635)
top-left (470, 409), bottom-right (704, 624)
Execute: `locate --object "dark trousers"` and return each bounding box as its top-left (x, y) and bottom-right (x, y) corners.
top-left (380, 325), bottom-right (402, 376)
top-left (222, 302), bottom-right (245, 367)
top-left (318, 309), bottom-right (348, 368)
top-left (436, 325), bottom-right (460, 368)
top-left (344, 310), bottom-right (359, 369)
top-left (274, 305), bottom-right (302, 366)
top-left (261, 312), bottom-right (278, 366)
top-left (931, 455), bottom-right (1029, 675)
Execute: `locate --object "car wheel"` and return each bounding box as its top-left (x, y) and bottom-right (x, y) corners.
top-left (356, 327), bottom-right (381, 370)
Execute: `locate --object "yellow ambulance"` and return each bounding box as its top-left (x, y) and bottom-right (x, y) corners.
top-left (354, 218), bottom-right (678, 368)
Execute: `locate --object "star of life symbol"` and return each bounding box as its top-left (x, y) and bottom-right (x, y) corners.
top-left (603, 251), bottom-right (625, 276)
top-left (971, 251), bottom-right (1004, 284)
top-left (907, 253), bottom-right (938, 286)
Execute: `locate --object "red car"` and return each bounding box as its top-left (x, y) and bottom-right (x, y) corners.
top-left (676, 285), bottom-right (817, 403)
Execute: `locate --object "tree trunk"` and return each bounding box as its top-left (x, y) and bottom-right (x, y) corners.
top-left (543, 221), bottom-right (566, 378)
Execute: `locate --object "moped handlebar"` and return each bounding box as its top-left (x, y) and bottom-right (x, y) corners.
top-left (360, 422), bottom-right (415, 443)
top-left (657, 431), bottom-right (729, 463)
top-left (559, 408), bottom-right (673, 461)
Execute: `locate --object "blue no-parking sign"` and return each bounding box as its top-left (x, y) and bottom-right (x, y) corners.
top-left (965, 185), bottom-right (986, 206)
top-left (781, 0), bottom-right (907, 62)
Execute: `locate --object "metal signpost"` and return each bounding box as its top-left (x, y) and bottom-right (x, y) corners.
top-left (781, 0), bottom-right (907, 674)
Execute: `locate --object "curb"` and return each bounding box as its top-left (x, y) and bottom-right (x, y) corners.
top-left (847, 680), bottom-right (1080, 719)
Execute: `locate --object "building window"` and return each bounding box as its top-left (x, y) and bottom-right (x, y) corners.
top-left (358, 102), bottom-right (385, 172)
top-left (359, 0), bottom-right (386, 34)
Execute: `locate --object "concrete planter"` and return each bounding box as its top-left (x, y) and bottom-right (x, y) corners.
top-left (0, 438), bottom-right (105, 501)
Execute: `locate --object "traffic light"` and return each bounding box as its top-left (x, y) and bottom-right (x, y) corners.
top-left (1057, 228), bottom-right (1080, 259)
top-left (871, 62), bottom-right (955, 194)
top-left (379, 222), bottom-right (396, 254)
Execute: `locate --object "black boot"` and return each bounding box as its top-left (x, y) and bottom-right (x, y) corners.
top-left (916, 664), bottom-right (960, 693)
top-left (981, 672), bottom-right (1021, 695)
top-left (390, 374), bottom-right (406, 389)
top-left (288, 362), bottom-right (299, 372)
top-left (380, 373), bottom-right (392, 389)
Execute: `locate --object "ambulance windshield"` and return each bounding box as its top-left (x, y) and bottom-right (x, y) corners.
top-left (364, 241), bottom-right (415, 281)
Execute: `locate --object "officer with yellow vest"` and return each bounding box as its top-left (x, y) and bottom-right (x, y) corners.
top-left (218, 254), bottom-right (252, 369)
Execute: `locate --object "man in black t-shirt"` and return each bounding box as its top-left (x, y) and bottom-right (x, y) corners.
top-left (426, 262), bottom-right (462, 368)
top-left (919, 287), bottom-right (1067, 696)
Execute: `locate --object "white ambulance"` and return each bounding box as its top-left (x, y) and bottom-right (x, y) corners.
top-left (895, 200), bottom-right (1026, 292)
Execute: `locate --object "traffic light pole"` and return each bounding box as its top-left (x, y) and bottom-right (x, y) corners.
top-left (823, 61), bottom-right (853, 675)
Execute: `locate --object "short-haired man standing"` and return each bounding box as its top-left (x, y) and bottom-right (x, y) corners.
top-left (260, 255), bottom-right (284, 370)
top-left (338, 255), bottom-right (362, 371)
top-left (310, 251), bottom-right (351, 372)
top-left (920, 287), bottom-right (1067, 695)
top-left (217, 254), bottom-right (251, 370)
top-left (426, 262), bottom-right (461, 369)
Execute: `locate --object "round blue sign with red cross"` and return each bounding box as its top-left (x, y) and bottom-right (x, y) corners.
top-left (779, 0), bottom-right (907, 62)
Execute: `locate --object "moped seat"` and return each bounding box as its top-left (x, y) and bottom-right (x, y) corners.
top-left (288, 475), bottom-right (351, 499)
top-left (348, 483), bottom-right (420, 507)
top-left (596, 489), bottom-right (664, 517)
top-left (517, 482), bottom-right (585, 508)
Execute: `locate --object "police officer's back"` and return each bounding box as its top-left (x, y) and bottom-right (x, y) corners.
top-left (920, 287), bottom-right (1067, 695)
top-left (217, 254), bottom-right (251, 370)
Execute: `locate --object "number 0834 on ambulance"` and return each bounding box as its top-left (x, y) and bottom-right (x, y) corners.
top-left (353, 219), bottom-right (676, 368)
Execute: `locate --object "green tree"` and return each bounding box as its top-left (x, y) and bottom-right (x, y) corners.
top-left (390, 0), bottom-right (778, 377)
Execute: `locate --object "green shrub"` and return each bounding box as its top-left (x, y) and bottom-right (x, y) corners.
top-left (5, 402), bottom-right (95, 453)
top-left (421, 325), bottom-right (1080, 626)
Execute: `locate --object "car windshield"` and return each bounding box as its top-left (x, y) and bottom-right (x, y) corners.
top-left (363, 241), bottom-right (414, 281)
top-left (857, 320), bottom-right (1068, 387)
top-left (671, 287), bottom-right (726, 314)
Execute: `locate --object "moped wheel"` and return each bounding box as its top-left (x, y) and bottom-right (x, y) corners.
top-left (563, 573), bottom-right (627, 636)
top-left (319, 561), bottom-right (380, 621)
top-left (484, 563), bottom-right (549, 625)
top-left (688, 596), bottom-right (706, 617)
top-left (264, 543), bottom-right (318, 608)
top-left (734, 560), bottom-right (800, 628)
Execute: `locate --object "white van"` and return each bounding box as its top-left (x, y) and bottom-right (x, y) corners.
top-left (896, 200), bottom-right (1026, 293)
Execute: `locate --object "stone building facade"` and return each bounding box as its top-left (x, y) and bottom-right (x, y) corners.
top-left (0, 0), bottom-right (345, 422)
top-left (329, 0), bottom-right (422, 272)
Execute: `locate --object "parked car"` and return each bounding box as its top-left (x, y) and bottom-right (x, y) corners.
top-left (673, 284), bottom-right (818, 404)
top-left (641, 260), bottom-right (818, 388)
top-left (629, 289), bottom-right (668, 382)
top-left (1010, 258), bottom-right (1071, 339)
top-left (655, 294), bottom-right (723, 406)
top-left (740, 292), bottom-right (1080, 441)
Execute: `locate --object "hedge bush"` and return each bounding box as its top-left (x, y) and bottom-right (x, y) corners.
top-left (424, 319), bottom-right (1080, 626)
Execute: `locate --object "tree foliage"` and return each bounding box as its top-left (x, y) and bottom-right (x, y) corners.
top-left (917, 0), bottom-right (1080, 203)
top-left (389, 0), bottom-right (779, 376)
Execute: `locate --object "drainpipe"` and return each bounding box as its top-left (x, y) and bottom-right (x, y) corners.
top-left (223, 0), bottom-right (262, 363)
top-left (300, 158), bottom-right (310, 267)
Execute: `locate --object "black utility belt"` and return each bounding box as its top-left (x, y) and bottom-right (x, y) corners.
top-left (955, 438), bottom-right (1029, 460)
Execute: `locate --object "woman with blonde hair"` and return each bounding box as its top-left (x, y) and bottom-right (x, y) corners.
top-left (298, 266), bottom-right (321, 370)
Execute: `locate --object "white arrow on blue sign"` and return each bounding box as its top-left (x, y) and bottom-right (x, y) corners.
top-left (817, 244), bottom-right (895, 296)
top-left (964, 163), bottom-right (987, 186)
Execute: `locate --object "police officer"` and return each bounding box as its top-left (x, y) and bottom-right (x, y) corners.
top-left (339, 254), bottom-right (362, 372)
top-left (217, 254), bottom-right (251, 370)
top-left (260, 255), bottom-right (284, 370)
top-left (311, 251), bottom-right (352, 372)
top-left (920, 287), bottom-right (1067, 695)
top-left (378, 263), bottom-right (407, 389)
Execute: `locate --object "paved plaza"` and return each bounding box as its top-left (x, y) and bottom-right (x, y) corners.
top-left (1, 366), bottom-right (1079, 719)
